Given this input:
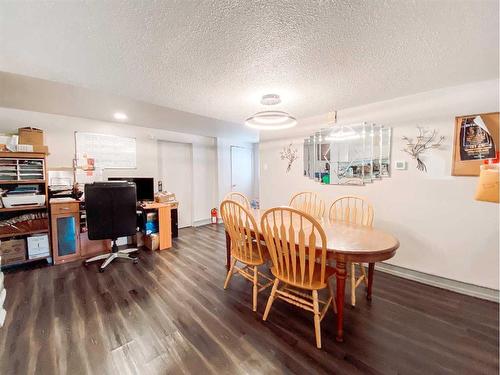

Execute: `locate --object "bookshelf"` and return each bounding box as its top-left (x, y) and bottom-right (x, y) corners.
top-left (0, 152), bottom-right (50, 268)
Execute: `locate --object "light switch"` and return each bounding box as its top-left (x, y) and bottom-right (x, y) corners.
top-left (395, 161), bottom-right (407, 170)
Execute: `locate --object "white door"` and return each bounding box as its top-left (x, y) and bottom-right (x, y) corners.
top-left (158, 141), bottom-right (193, 228)
top-left (230, 146), bottom-right (253, 197)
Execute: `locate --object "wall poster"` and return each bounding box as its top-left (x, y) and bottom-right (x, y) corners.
top-left (452, 112), bottom-right (499, 176)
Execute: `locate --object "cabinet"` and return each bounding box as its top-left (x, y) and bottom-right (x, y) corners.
top-left (51, 210), bottom-right (80, 264)
top-left (50, 201), bottom-right (80, 264)
top-left (50, 199), bottom-right (110, 264)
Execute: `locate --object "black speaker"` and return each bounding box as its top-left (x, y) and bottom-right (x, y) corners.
top-left (171, 208), bottom-right (178, 238)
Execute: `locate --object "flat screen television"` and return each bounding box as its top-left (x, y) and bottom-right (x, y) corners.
top-left (108, 177), bottom-right (154, 202)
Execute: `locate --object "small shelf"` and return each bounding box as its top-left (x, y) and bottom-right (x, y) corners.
top-left (0, 229), bottom-right (49, 239)
top-left (0, 205), bottom-right (47, 213)
top-left (0, 152), bottom-right (47, 158)
top-left (1, 255), bottom-right (51, 269)
top-left (0, 179), bottom-right (46, 184)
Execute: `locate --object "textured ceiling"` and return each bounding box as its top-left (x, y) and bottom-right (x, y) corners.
top-left (0, 0), bottom-right (498, 128)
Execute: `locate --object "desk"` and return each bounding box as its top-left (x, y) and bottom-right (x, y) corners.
top-left (224, 208), bottom-right (400, 342)
top-left (141, 202), bottom-right (176, 250)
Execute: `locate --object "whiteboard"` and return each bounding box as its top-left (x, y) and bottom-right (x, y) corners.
top-left (75, 132), bottom-right (136, 169)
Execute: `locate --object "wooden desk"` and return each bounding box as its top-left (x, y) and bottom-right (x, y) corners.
top-left (224, 208), bottom-right (400, 342)
top-left (142, 202), bottom-right (175, 250)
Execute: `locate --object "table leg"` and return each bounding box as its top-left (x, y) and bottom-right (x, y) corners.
top-left (336, 260), bottom-right (347, 342)
top-left (367, 262), bottom-right (375, 301)
top-left (225, 231), bottom-right (231, 271)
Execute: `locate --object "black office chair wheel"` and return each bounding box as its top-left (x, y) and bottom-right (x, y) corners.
top-left (99, 267), bottom-right (105, 273)
top-left (133, 258), bottom-right (139, 264)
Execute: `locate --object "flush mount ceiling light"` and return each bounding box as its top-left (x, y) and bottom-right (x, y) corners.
top-left (245, 94), bottom-right (297, 130)
top-left (113, 112), bottom-right (128, 121)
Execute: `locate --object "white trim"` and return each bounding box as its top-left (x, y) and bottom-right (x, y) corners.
top-left (377, 263), bottom-right (499, 302)
top-left (193, 218), bottom-right (215, 227)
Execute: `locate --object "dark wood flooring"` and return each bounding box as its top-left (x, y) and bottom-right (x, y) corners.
top-left (0, 224), bottom-right (498, 374)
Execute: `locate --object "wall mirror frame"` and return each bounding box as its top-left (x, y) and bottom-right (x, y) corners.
top-left (303, 123), bottom-right (392, 185)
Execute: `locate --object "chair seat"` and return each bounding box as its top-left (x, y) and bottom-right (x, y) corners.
top-left (270, 262), bottom-right (336, 290)
top-left (232, 242), bottom-right (269, 266)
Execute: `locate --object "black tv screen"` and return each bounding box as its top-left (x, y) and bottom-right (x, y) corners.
top-left (108, 177), bottom-right (154, 202)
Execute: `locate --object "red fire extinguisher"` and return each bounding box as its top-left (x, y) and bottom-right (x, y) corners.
top-left (211, 208), bottom-right (218, 224)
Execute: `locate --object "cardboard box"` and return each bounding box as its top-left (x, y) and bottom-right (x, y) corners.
top-left (32, 145), bottom-right (49, 154)
top-left (18, 127), bottom-right (44, 146)
top-left (0, 239), bottom-right (26, 265)
top-left (144, 234), bottom-right (159, 251)
top-left (27, 234), bottom-right (50, 259)
top-left (155, 192), bottom-right (176, 203)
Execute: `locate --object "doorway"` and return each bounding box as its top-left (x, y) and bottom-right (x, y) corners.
top-left (158, 141), bottom-right (193, 228)
top-left (230, 146), bottom-right (253, 198)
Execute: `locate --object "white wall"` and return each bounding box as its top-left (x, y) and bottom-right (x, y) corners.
top-left (0, 107), bottom-right (218, 223)
top-left (192, 142), bottom-right (218, 223)
top-left (259, 80), bottom-right (499, 290)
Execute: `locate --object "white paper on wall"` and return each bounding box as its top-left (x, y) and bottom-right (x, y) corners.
top-left (75, 132), bottom-right (137, 169)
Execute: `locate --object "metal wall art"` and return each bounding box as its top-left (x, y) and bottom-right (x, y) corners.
top-left (402, 127), bottom-right (444, 172)
top-left (280, 143), bottom-right (299, 173)
top-left (303, 123), bottom-right (392, 185)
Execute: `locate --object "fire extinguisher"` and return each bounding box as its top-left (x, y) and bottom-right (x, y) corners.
top-left (211, 208), bottom-right (218, 224)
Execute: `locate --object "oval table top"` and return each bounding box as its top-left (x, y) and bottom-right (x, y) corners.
top-left (250, 208), bottom-right (400, 258)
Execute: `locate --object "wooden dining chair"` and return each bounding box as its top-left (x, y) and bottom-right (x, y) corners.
top-left (220, 200), bottom-right (272, 312)
top-left (224, 192), bottom-right (251, 209)
top-left (288, 192), bottom-right (325, 219)
top-left (260, 207), bottom-right (337, 349)
top-left (329, 195), bottom-right (374, 306)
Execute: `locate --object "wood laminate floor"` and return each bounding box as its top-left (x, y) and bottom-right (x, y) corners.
top-left (0, 224), bottom-right (498, 375)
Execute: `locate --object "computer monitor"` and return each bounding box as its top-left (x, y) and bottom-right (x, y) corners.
top-left (108, 177), bottom-right (154, 202)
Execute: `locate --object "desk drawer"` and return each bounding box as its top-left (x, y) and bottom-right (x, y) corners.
top-left (51, 202), bottom-right (79, 215)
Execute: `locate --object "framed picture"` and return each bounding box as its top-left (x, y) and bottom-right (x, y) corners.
top-left (452, 112), bottom-right (499, 176)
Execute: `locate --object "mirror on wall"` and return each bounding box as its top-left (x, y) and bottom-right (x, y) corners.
top-left (303, 123), bottom-right (392, 185)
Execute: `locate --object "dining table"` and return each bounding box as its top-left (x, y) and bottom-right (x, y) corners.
top-left (224, 208), bottom-right (400, 342)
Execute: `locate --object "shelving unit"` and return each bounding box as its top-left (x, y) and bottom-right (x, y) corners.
top-left (0, 152), bottom-right (51, 269)
top-left (0, 229), bottom-right (49, 240)
top-left (0, 180), bottom-right (46, 185)
top-left (0, 205), bottom-right (47, 213)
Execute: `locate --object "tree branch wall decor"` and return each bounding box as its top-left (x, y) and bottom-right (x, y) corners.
top-left (280, 143), bottom-right (298, 173)
top-left (402, 127), bottom-right (444, 172)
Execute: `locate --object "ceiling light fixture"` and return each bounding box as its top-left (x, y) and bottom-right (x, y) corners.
top-left (245, 94), bottom-right (296, 130)
top-left (260, 93), bottom-right (281, 106)
top-left (113, 112), bottom-right (128, 121)
top-left (325, 125), bottom-right (361, 142)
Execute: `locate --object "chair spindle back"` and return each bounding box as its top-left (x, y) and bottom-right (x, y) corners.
top-left (260, 207), bottom-right (328, 288)
top-left (220, 200), bottom-right (263, 264)
top-left (288, 192), bottom-right (325, 219)
top-left (224, 192), bottom-right (251, 209)
top-left (328, 195), bottom-right (374, 227)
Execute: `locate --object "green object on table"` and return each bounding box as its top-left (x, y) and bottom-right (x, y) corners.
top-left (322, 174), bottom-right (330, 184)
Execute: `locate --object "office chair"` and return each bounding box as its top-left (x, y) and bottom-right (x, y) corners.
top-left (84, 182), bottom-right (139, 272)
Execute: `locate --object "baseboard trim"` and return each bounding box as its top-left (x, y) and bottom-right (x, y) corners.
top-left (193, 219), bottom-right (213, 227)
top-left (377, 263), bottom-right (499, 303)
